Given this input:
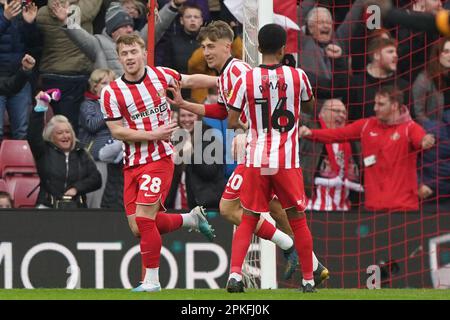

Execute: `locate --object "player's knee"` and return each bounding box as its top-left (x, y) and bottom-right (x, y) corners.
top-left (286, 208), bottom-right (305, 220)
top-left (219, 199), bottom-right (230, 218)
top-left (130, 225), bottom-right (141, 238)
top-left (269, 200), bottom-right (284, 218)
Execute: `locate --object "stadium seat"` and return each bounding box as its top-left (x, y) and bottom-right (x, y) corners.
top-left (0, 140), bottom-right (37, 179)
top-left (6, 176), bottom-right (40, 208)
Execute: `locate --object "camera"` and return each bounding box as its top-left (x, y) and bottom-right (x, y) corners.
top-left (7, 0), bottom-right (31, 7)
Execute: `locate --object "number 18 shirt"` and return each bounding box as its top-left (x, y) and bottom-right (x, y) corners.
top-left (227, 63), bottom-right (313, 169)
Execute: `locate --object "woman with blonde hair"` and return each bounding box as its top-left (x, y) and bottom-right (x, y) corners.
top-left (27, 93), bottom-right (102, 209)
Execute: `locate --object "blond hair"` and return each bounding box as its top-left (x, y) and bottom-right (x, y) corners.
top-left (197, 20), bottom-right (234, 43)
top-left (88, 69), bottom-right (116, 93)
top-left (116, 33), bottom-right (146, 54)
top-left (43, 115), bottom-right (77, 151)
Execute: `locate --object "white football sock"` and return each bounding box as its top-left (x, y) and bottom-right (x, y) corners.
top-left (313, 252), bottom-right (319, 271)
top-left (143, 267), bottom-right (160, 285)
top-left (271, 230), bottom-right (294, 250)
top-left (181, 212), bottom-right (197, 228)
top-left (302, 278), bottom-right (315, 286)
top-left (229, 272), bottom-right (242, 282)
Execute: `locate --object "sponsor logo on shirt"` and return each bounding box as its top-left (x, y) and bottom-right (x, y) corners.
top-left (130, 102), bottom-right (168, 121)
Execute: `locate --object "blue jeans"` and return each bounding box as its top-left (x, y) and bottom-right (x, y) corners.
top-left (0, 82), bottom-right (31, 140)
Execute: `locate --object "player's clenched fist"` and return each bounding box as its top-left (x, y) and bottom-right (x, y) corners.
top-left (299, 125), bottom-right (312, 138)
top-left (21, 54), bottom-right (36, 71)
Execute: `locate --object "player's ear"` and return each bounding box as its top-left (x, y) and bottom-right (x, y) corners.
top-left (278, 46), bottom-right (286, 59)
top-left (143, 49), bottom-right (148, 60)
top-left (373, 50), bottom-right (380, 62)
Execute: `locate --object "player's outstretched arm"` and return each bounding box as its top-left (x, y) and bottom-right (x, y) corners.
top-left (106, 119), bottom-right (178, 142)
top-left (180, 74), bottom-right (217, 89)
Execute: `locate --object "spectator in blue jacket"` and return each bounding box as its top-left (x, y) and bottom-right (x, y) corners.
top-left (0, 0), bottom-right (41, 141)
top-left (419, 109), bottom-right (450, 206)
top-left (78, 68), bottom-right (116, 209)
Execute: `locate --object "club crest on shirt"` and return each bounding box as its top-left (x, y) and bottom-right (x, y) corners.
top-left (391, 132), bottom-right (400, 141)
top-left (226, 89), bottom-right (233, 101)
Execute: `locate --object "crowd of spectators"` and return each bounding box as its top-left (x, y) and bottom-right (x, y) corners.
top-left (0, 0), bottom-right (449, 211)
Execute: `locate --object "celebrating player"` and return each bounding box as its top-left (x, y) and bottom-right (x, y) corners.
top-left (167, 21), bottom-right (329, 284)
top-left (100, 34), bottom-right (216, 292)
top-left (226, 23), bottom-right (317, 293)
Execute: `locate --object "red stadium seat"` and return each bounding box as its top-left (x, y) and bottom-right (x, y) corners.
top-left (6, 176), bottom-right (40, 208)
top-left (0, 140), bottom-right (37, 179)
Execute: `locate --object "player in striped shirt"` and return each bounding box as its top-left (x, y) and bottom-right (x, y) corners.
top-left (227, 24), bottom-right (317, 293)
top-left (167, 21), bottom-right (329, 286)
top-left (100, 34), bottom-right (217, 293)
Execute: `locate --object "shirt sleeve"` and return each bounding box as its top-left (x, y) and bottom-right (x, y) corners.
top-left (204, 103), bottom-right (228, 120)
top-left (407, 121), bottom-right (427, 150)
top-left (157, 66), bottom-right (182, 86)
top-left (299, 69), bottom-right (313, 102)
top-left (100, 86), bottom-right (122, 120)
top-left (310, 118), bottom-right (367, 143)
top-left (226, 75), bottom-right (247, 112)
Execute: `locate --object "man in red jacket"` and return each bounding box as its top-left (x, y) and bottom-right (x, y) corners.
top-left (300, 85), bottom-right (435, 212)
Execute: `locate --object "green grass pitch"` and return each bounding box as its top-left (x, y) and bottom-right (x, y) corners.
top-left (0, 289), bottom-right (450, 300)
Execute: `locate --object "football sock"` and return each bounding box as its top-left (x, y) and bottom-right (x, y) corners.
top-left (143, 267), bottom-right (160, 286)
top-left (136, 217), bottom-right (161, 269)
top-left (229, 272), bottom-right (243, 282)
top-left (289, 216), bottom-right (313, 280)
top-left (313, 252), bottom-right (319, 271)
top-left (155, 212), bottom-right (183, 234)
top-left (255, 219), bottom-right (293, 250)
top-left (230, 214), bottom-right (259, 274)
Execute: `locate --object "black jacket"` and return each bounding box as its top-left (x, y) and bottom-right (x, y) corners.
top-left (166, 124), bottom-right (226, 210)
top-left (0, 69), bottom-right (30, 96)
top-left (27, 110), bottom-right (102, 208)
top-left (348, 71), bottom-right (411, 121)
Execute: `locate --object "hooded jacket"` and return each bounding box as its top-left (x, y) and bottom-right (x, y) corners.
top-left (309, 107), bottom-right (426, 212)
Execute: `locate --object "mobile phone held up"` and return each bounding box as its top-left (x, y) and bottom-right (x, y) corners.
top-left (7, 0), bottom-right (32, 8)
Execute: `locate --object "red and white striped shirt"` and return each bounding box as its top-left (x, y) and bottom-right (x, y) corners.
top-left (217, 57), bottom-right (252, 106)
top-left (307, 143), bottom-right (352, 211)
top-left (100, 66), bottom-right (181, 168)
top-left (228, 64), bottom-right (313, 168)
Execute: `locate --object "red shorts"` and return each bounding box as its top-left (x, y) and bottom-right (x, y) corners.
top-left (221, 164), bottom-right (246, 201)
top-left (240, 167), bottom-right (307, 213)
top-left (123, 156), bottom-right (174, 216)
